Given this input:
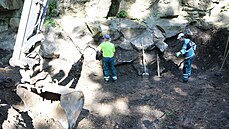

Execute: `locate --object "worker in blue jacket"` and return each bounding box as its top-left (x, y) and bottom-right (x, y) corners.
top-left (176, 33), bottom-right (196, 83)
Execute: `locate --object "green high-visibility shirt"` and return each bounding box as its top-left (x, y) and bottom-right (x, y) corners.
top-left (98, 41), bottom-right (115, 58)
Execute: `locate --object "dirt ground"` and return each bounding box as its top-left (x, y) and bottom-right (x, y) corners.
top-left (0, 28), bottom-right (229, 129)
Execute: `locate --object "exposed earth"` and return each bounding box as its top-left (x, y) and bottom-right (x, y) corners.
top-left (0, 28), bottom-right (229, 129)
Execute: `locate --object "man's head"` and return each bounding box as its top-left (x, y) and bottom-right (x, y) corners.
top-left (103, 34), bottom-right (111, 41)
top-left (177, 33), bottom-right (184, 41)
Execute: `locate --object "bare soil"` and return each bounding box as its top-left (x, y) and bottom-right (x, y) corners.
top-left (0, 28), bottom-right (228, 129)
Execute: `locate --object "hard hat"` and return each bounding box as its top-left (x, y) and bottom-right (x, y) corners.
top-left (177, 33), bottom-right (184, 39)
top-left (103, 34), bottom-right (111, 39)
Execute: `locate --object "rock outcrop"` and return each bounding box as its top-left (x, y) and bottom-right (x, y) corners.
top-left (0, 0), bottom-right (228, 75)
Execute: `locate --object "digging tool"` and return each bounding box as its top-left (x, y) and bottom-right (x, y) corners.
top-left (157, 54), bottom-right (161, 77)
top-left (177, 59), bottom-right (185, 69)
top-left (141, 40), bottom-right (149, 76)
top-left (223, 36), bottom-right (229, 58)
top-left (215, 36), bottom-right (229, 77)
top-left (215, 49), bottom-right (229, 77)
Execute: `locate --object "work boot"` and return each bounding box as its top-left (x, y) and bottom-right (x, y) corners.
top-left (112, 76), bottom-right (117, 82)
top-left (104, 78), bottom-right (109, 82)
top-left (104, 76), bottom-right (109, 82)
top-left (183, 80), bottom-right (188, 83)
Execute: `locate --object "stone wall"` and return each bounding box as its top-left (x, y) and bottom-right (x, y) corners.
top-left (0, 0), bottom-right (23, 31)
top-left (0, 0), bottom-right (228, 32)
top-left (0, 0), bottom-right (228, 78)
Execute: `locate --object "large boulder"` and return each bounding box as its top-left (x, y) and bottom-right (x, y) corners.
top-left (0, 30), bottom-right (16, 50)
top-left (41, 25), bottom-right (82, 63)
top-left (182, 0), bottom-right (214, 10)
top-left (119, 0), bottom-right (153, 19)
top-left (156, 0), bottom-right (180, 18)
top-left (85, 0), bottom-right (111, 18)
top-left (130, 30), bottom-right (155, 51)
top-left (40, 17), bottom-right (168, 76)
top-left (144, 17), bottom-right (188, 38)
top-left (0, 0), bottom-right (20, 11)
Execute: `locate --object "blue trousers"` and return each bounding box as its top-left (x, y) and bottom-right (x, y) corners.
top-left (183, 57), bottom-right (193, 81)
top-left (102, 57), bottom-right (117, 79)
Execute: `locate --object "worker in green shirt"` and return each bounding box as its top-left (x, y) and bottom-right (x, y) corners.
top-left (97, 34), bottom-right (117, 82)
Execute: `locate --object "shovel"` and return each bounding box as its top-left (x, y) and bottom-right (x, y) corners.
top-left (177, 60), bottom-right (185, 69)
top-left (215, 49), bottom-right (229, 77)
top-left (141, 40), bottom-right (149, 76)
top-left (157, 54), bottom-right (161, 77)
top-left (215, 36), bottom-right (229, 77)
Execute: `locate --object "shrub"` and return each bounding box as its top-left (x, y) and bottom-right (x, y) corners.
top-left (46, 0), bottom-right (57, 18)
top-left (44, 18), bottom-right (56, 27)
top-left (44, 0), bottom-right (57, 27)
top-left (117, 10), bottom-right (128, 18)
top-left (226, 23), bottom-right (229, 31)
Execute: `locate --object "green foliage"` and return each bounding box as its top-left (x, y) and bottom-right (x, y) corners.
top-left (165, 111), bottom-right (173, 117)
top-left (226, 23), bottom-right (229, 31)
top-left (117, 10), bottom-right (128, 18)
top-left (46, 0), bottom-right (57, 18)
top-left (153, 11), bottom-right (159, 17)
top-left (44, 18), bottom-right (56, 27)
top-left (44, 0), bottom-right (57, 27)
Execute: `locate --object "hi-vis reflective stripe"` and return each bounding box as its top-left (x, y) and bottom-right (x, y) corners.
top-left (183, 73), bottom-right (189, 79)
top-left (185, 53), bottom-right (195, 59)
top-left (104, 76), bottom-right (110, 79)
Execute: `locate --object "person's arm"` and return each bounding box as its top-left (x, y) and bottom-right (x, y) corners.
top-left (180, 42), bottom-right (187, 55)
top-left (96, 44), bottom-right (102, 51)
top-left (176, 41), bottom-right (187, 57)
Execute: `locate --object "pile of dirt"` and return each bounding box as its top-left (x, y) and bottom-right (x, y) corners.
top-left (0, 27), bottom-right (228, 129)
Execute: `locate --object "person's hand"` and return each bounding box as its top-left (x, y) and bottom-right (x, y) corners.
top-left (176, 52), bottom-right (181, 57)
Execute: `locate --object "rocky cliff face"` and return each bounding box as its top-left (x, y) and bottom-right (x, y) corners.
top-left (1, 0), bottom-right (228, 31)
top-left (0, 0), bottom-right (228, 45)
top-left (0, 0), bottom-right (22, 31)
top-left (0, 0), bottom-right (228, 72)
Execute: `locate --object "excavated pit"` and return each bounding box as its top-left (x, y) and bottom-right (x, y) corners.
top-left (0, 27), bottom-right (228, 129)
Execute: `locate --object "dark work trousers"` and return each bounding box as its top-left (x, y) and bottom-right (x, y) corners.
top-left (183, 57), bottom-right (194, 81)
top-left (102, 57), bottom-right (117, 80)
